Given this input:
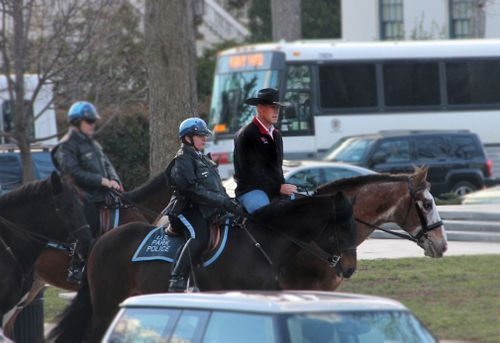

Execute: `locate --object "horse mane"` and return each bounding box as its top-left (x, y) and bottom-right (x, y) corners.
top-left (253, 195), bottom-right (329, 221)
top-left (317, 166), bottom-right (429, 194)
top-left (317, 173), bottom-right (408, 192)
top-left (0, 177), bottom-right (54, 207)
top-left (125, 171), bottom-right (166, 201)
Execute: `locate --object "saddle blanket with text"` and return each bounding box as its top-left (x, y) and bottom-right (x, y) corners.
top-left (131, 219), bottom-right (230, 267)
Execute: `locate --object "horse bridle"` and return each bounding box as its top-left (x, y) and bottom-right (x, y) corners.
top-left (239, 197), bottom-right (354, 268)
top-left (355, 178), bottom-right (443, 243)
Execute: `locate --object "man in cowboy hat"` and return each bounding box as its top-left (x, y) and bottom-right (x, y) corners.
top-left (233, 88), bottom-right (297, 213)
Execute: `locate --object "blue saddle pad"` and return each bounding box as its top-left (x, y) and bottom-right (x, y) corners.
top-left (131, 218), bottom-right (231, 267)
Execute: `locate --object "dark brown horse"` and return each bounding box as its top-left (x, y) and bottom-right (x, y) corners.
top-left (281, 166), bottom-right (448, 290)
top-left (2, 174), bottom-right (169, 338)
top-left (49, 192), bottom-right (357, 342)
top-left (0, 173), bottom-right (90, 335)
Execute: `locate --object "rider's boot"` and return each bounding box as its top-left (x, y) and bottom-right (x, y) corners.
top-left (168, 240), bottom-right (194, 292)
top-left (67, 255), bottom-right (85, 284)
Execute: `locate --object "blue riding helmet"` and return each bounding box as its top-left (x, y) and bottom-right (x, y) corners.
top-left (178, 118), bottom-right (212, 138)
top-left (67, 101), bottom-right (100, 122)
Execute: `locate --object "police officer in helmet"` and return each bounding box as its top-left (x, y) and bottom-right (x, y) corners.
top-left (165, 117), bottom-right (243, 292)
top-left (52, 101), bottom-right (122, 283)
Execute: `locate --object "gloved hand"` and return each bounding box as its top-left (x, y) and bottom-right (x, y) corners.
top-left (223, 198), bottom-right (245, 217)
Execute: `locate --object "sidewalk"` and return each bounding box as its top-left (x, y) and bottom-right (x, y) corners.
top-left (358, 238), bottom-right (500, 260)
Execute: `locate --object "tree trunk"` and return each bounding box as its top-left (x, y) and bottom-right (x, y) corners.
top-left (145, 0), bottom-right (198, 175)
top-left (12, 0), bottom-right (34, 182)
top-left (271, 0), bottom-right (302, 41)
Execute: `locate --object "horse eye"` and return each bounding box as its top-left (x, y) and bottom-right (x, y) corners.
top-left (423, 200), bottom-right (433, 211)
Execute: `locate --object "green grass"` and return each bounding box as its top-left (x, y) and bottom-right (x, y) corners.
top-left (44, 255), bottom-right (500, 342)
top-left (337, 255), bottom-right (500, 343)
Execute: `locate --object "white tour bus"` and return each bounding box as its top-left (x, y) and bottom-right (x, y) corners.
top-left (205, 39), bottom-right (500, 179)
top-left (0, 75), bottom-right (58, 145)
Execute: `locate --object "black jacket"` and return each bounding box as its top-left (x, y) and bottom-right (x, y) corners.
top-left (165, 145), bottom-right (230, 220)
top-left (233, 117), bottom-right (285, 199)
top-left (51, 129), bottom-right (121, 202)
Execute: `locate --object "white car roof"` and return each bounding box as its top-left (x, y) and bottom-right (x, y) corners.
top-left (120, 291), bottom-right (407, 314)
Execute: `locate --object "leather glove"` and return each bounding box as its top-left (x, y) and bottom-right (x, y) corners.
top-left (223, 198), bottom-right (244, 217)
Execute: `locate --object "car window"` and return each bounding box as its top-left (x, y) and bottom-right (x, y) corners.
top-left (415, 137), bottom-right (447, 160)
top-left (449, 135), bottom-right (482, 159)
top-left (285, 311), bottom-right (436, 343)
top-left (32, 152), bottom-right (55, 179)
top-left (374, 140), bottom-right (410, 162)
top-left (323, 168), bottom-right (360, 183)
top-left (202, 311), bottom-right (276, 343)
top-left (0, 155), bottom-right (22, 192)
top-left (171, 310), bottom-right (209, 343)
top-left (323, 137), bottom-right (376, 163)
top-left (106, 308), bottom-right (180, 343)
top-left (287, 168), bottom-right (322, 191)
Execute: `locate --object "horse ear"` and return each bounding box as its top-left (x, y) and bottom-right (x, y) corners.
top-left (51, 171), bottom-right (63, 193)
top-left (412, 165), bottom-right (428, 190)
top-left (334, 191), bottom-right (346, 205)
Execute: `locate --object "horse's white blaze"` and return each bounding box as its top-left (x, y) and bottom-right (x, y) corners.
top-left (416, 189), bottom-right (448, 257)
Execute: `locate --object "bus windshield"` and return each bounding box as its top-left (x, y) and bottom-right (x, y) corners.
top-left (208, 69), bottom-right (279, 135)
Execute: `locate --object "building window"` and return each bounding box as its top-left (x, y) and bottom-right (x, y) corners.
top-left (450, 0), bottom-right (473, 38)
top-left (380, 0), bottom-right (404, 40)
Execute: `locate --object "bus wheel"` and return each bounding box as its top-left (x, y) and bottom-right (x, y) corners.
top-left (451, 181), bottom-right (477, 196)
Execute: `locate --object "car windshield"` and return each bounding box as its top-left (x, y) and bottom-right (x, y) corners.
top-left (284, 311), bottom-right (437, 343)
top-left (323, 137), bottom-right (376, 163)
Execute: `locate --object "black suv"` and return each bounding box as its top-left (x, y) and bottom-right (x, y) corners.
top-left (322, 130), bottom-right (496, 196)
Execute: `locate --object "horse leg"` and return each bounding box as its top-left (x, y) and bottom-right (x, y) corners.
top-left (35, 249), bottom-right (78, 291)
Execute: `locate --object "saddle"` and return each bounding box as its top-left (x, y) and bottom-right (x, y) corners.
top-left (98, 191), bottom-right (134, 234)
top-left (157, 214), bottom-right (226, 256)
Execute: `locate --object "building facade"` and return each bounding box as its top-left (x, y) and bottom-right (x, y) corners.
top-left (342, 0), bottom-right (500, 41)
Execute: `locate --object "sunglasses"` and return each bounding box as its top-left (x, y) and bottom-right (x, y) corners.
top-left (84, 118), bottom-right (97, 124)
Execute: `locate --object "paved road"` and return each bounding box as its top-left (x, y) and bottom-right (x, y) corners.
top-left (359, 238), bottom-right (500, 260)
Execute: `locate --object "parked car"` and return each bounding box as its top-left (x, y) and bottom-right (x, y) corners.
top-left (322, 130), bottom-right (496, 196)
top-left (461, 185), bottom-right (500, 205)
top-left (0, 144), bottom-right (55, 193)
top-left (222, 160), bottom-right (376, 197)
top-left (102, 291), bottom-right (438, 343)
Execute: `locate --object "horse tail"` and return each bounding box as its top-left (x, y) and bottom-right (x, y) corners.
top-left (47, 272), bottom-right (92, 343)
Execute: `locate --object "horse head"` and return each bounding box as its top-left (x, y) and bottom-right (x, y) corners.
top-left (49, 172), bottom-right (93, 257)
top-left (400, 166), bottom-right (448, 257)
top-left (315, 192), bottom-right (357, 279)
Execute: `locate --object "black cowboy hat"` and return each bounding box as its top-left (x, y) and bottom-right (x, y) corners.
top-left (244, 88), bottom-right (286, 107)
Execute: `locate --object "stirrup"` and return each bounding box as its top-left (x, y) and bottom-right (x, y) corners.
top-left (168, 275), bottom-right (188, 293)
top-left (66, 267), bottom-right (83, 284)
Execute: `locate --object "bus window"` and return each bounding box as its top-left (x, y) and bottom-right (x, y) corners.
top-left (1, 100), bottom-right (35, 143)
top-left (281, 65), bottom-right (313, 134)
top-left (319, 64), bottom-right (377, 109)
top-left (446, 60), bottom-right (500, 105)
top-left (383, 62), bottom-right (440, 107)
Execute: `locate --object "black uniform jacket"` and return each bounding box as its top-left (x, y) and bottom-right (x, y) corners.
top-left (165, 145), bottom-right (230, 220)
top-left (52, 128), bottom-right (121, 202)
top-left (233, 117), bottom-right (285, 199)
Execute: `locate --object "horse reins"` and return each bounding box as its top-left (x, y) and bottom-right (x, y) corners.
top-left (109, 188), bottom-right (161, 219)
top-left (355, 178), bottom-right (443, 243)
top-left (238, 202), bottom-right (346, 268)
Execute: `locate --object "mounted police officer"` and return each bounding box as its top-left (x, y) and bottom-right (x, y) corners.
top-left (165, 117), bottom-right (243, 292)
top-left (51, 101), bottom-right (122, 283)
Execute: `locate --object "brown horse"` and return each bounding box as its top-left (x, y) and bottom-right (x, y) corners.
top-left (0, 173), bottom-right (90, 335)
top-left (49, 192), bottom-right (357, 342)
top-left (3, 174), bottom-right (169, 338)
top-left (280, 166), bottom-right (448, 290)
